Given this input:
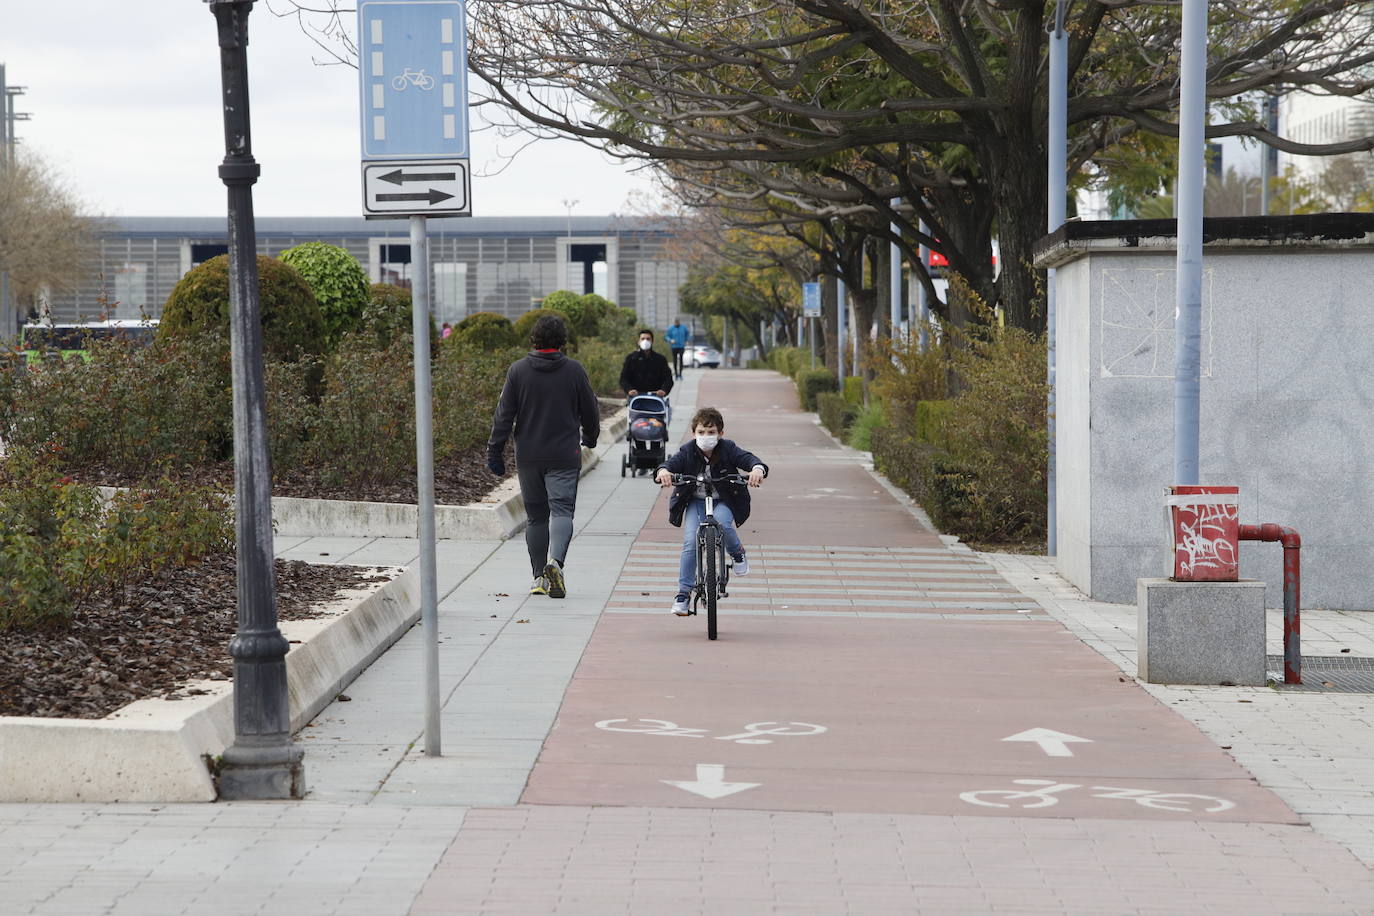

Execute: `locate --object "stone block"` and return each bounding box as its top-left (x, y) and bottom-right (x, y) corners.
top-left (1137, 578), bottom-right (1266, 686)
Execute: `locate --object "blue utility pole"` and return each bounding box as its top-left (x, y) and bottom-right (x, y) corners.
top-left (1046, 1), bottom-right (1067, 557)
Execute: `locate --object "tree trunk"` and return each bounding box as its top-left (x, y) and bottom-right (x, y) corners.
top-left (987, 131), bottom-right (1049, 333)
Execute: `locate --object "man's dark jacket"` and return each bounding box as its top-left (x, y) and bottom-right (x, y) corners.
top-left (656, 439), bottom-right (768, 527)
top-left (619, 349), bottom-right (674, 395)
top-left (487, 351), bottom-right (599, 469)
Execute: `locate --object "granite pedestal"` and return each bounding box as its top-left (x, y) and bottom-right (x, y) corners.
top-left (1137, 578), bottom-right (1266, 686)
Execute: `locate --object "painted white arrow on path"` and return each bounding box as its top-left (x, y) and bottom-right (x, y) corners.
top-left (1001, 728), bottom-right (1094, 757)
top-left (662, 764), bottom-right (761, 799)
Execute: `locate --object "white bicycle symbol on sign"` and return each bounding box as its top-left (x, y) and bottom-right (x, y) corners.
top-left (391, 67), bottom-right (436, 91)
top-left (961, 779), bottom-right (1235, 814)
top-left (595, 718), bottom-right (826, 744)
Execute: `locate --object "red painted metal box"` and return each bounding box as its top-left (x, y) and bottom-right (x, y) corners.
top-left (1167, 485), bottom-right (1240, 581)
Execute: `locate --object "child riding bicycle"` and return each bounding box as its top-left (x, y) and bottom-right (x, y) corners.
top-left (654, 407), bottom-right (767, 616)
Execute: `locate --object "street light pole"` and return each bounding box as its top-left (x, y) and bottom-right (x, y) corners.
top-left (561, 198), bottom-right (578, 290)
top-left (205, 0), bottom-right (304, 800)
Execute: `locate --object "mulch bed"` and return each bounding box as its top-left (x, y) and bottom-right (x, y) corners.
top-left (0, 554), bottom-right (390, 720)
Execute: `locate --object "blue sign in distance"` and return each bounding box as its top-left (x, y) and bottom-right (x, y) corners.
top-left (802, 281), bottom-right (822, 317)
top-left (358, 0), bottom-right (469, 160)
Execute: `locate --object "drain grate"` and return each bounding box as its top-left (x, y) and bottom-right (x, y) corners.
top-left (1267, 655), bottom-right (1374, 693)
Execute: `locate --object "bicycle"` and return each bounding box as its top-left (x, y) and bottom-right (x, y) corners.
top-left (391, 67), bottom-right (436, 91)
top-left (669, 472), bottom-right (749, 640)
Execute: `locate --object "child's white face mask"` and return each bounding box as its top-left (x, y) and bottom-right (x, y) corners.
top-left (639, 339), bottom-right (652, 350)
top-left (695, 434), bottom-right (719, 452)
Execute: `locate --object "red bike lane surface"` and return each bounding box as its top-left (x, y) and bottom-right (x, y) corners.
top-left (521, 372), bottom-right (1297, 824)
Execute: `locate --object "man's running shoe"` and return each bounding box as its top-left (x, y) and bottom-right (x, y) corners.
top-left (732, 554), bottom-right (749, 576)
top-left (544, 561), bottom-right (566, 599)
top-left (529, 576), bottom-right (549, 596)
top-left (671, 594), bottom-right (690, 616)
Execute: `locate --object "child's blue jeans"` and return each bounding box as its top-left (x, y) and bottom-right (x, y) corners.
top-left (679, 499), bottom-right (744, 596)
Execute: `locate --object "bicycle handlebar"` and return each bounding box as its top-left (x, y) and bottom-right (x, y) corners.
top-left (667, 472), bottom-right (750, 487)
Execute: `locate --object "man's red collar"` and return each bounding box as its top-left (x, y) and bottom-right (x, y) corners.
top-left (534, 348), bottom-right (560, 353)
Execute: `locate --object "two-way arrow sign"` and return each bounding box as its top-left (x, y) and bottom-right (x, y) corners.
top-left (1001, 728), bottom-right (1093, 757)
top-left (662, 764), bottom-right (760, 799)
top-left (362, 159), bottom-right (469, 218)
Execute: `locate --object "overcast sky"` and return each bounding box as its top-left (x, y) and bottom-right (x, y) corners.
top-left (2, 1), bottom-right (660, 219)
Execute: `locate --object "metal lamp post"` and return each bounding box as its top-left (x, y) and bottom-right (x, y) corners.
top-left (205, 0), bottom-right (304, 800)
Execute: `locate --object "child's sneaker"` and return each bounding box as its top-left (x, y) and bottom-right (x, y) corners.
top-left (529, 576), bottom-right (549, 596)
top-left (671, 594), bottom-right (690, 615)
top-left (544, 560), bottom-right (566, 599)
top-left (731, 554), bottom-right (749, 576)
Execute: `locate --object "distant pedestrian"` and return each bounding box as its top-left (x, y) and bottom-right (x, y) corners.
top-left (441, 322), bottom-right (453, 340)
top-left (486, 314), bottom-right (600, 598)
top-left (620, 329), bottom-right (674, 399)
top-left (665, 318), bottom-right (690, 379)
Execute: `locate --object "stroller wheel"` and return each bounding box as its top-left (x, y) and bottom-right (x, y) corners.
top-left (620, 455), bottom-right (627, 477)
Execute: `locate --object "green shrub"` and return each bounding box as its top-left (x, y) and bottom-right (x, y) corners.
top-left (512, 308), bottom-right (578, 351)
top-left (795, 368), bottom-right (838, 411)
top-left (456, 311), bottom-right (517, 350)
top-left (434, 341), bottom-right (522, 454)
top-left (817, 391), bottom-right (859, 438)
top-left (302, 333), bottom-right (418, 488)
top-left (358, 283), bottom-right (414, 349)
top-left (914, 400), bottom-right (956, 449)
top-left (766, 346), bottom-right (809, 377)
top-left (158, 254), bottom-right (326, 362)
top-left (746, 358), bottom-right (768, 369)
top-left (843, 375), bottom-right (863, 405)
top-left (278, 242), bottom-right (370, 347)
top-left (846, 403), bottom-right (887, 451)
top-left (575, 337), bottom-right (630, 397)
top-left (540, 289), bottom-right (602, 338)
top-left (6, 333), bottom-right (235, 472)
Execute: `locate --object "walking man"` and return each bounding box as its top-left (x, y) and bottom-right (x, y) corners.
top-left (665, 318), bottom-right (690, 380)
top-left (487, 314), bottom-right (600, 598)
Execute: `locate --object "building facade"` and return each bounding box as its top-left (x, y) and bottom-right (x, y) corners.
top-left (44, 215), bottom-right (690, 331)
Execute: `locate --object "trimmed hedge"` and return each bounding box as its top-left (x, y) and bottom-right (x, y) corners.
top-left (512, 308), bottom-right (578, 350)
top-left (278, 242), bottom-right (370, 347)
top-left (795, 368), bottom-right (838, 411)
top-left (843, 375), bottom-right (863, 405)
top-left (817, 391), bottom-right (859, 438)
top-left (456, 311), bottom-right (517, 350)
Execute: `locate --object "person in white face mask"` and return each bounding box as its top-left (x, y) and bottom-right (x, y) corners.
top-left (654, 406), bottom-right (768, 616)
top-left (619, 329), bottom-right (674, 399)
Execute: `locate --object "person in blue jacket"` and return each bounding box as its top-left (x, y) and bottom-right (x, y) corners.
top-left (654, 406), bottom-right (767, 615)
top-left (664, 318), bottom-right (691, 380)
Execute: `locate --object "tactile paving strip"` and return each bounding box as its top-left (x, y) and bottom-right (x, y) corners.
top-left (1267, 655), bottom-right (1374, 693)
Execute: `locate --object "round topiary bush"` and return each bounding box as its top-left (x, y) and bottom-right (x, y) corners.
top-left (158, 255), bottom-right (326, 361)
top-left (512, 308), bottom-right (577, 351)
top-left (455, 312), bottom-right (516, 350)
top-left (278, 242), bottom-right (371, 346)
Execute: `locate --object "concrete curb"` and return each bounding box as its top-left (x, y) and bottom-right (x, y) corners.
top-left (0, 567), bottom-right (419, 803)
top-left (271, 409), bottom-right (628, 540)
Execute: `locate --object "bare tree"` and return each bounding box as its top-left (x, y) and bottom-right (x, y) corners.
top-left (284, 1), bottom-right (1374, 333)
top-left (0, 152), bottom-right (97, 330)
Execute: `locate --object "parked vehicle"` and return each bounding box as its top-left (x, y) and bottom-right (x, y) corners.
top-left (19, 319), bottom-right (158, 365)
top-left (691, 344), bottom-right (722, 369)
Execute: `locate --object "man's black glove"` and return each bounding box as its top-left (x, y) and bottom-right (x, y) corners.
top-left (487, 456), bottom-right (506, 476)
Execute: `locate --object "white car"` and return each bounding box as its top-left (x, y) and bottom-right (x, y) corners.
top-left (691, 345), bottom-right (722, 368)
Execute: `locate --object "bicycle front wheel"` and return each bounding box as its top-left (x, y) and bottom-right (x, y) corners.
top-left (702, 525), bottom-right (719, 640)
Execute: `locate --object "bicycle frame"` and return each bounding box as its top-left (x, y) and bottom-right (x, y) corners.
top-left (670, 472), bottom-right (747, 640)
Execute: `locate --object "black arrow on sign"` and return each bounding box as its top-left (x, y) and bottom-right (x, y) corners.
top-left (378, 169), bottom-right (457, 185)
top-left (377, 188), bottom-right (455, 205)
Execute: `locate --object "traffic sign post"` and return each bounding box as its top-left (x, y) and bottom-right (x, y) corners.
top-left (802, 282), bottom-right (821, 369)
top-left (357, 0), bottom-right (473, 758)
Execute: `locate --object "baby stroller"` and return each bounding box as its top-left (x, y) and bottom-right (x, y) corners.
top-left (622, 394), bottom-right (670, 477)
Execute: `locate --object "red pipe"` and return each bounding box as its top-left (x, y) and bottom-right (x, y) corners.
top-left (1238, 524), bottom-right (1301, 685)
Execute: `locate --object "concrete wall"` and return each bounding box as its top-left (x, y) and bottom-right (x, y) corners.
top-left (1039, 215), bottom-right (1374, 610)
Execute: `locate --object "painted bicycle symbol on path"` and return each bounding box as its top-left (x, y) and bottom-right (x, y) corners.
top-left (595, 718), bottom-right (827, 744)
top-left (960, 779), bottom-right (1235, 814)
top-left (391, 67), bottom-right (436, 91)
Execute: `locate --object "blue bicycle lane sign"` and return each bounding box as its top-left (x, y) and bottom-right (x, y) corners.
top-left (357, 0), bottom-right (471, 216)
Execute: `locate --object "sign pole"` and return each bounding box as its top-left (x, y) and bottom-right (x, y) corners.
top-left (1174, 0), bottom-right (1207, 487)
top-left (410, 214), bottom-right (441, 755)
top-left (1047, 0), bottom-right (1067, 557)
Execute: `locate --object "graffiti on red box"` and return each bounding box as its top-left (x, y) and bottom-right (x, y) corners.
top-left (1168, 486), bottom-right (1240, 581)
